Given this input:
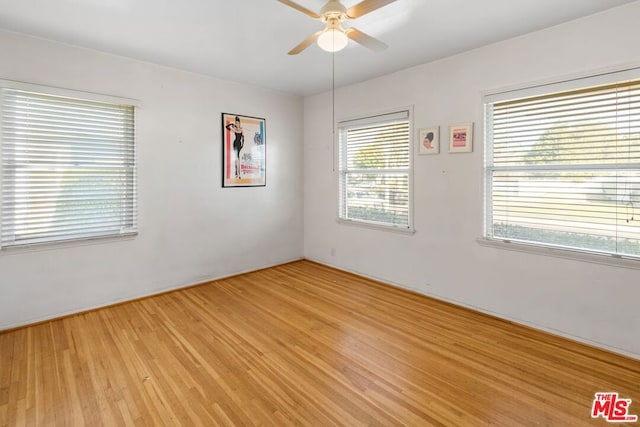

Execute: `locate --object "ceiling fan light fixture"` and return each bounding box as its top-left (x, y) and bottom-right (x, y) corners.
top-left (317, 29), bottom-right (348, 52)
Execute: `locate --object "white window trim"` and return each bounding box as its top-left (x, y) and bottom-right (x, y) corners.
top-left (0, 80), bottom-right (139, 250)
top-left (481, 61), bottom-right (640, 103)
top-left (335, 106), bottom-right (415, 233)
top-left (481, 64), bottom-right (640, 264)
top-left (0, 79), bottom-right (140, 107)
top-left (477, 237), bottom-right (640, 270)
top-left (0, 233), bottom-right (138, 256)
top-left (336, 217), bottom-right (416, 235)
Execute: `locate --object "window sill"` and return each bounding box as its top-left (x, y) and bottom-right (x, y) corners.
top-left (0, 232), bottom-right (138, 256)
top-left (337, 218), bottom-right (416, 235)
top-left (476, 237), bottom-right (640, 270)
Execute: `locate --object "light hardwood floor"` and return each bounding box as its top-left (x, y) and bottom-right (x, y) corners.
top-left (1, 260), bottom-right (639, 426)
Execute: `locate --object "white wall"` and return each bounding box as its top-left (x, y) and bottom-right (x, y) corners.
top-left (304, 2), bottom-right (640, 359)
top-left (0, 31), bottom-right (304, 329)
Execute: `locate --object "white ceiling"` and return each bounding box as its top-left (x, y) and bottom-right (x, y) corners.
top-left (0, 0), bottom-right (635, 96)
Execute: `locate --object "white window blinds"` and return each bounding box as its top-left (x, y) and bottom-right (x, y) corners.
top-left (485, 77), bottom-right (640, 258)
top-left (1, 88), bottom-right (136, 248)
top-left (338, 110), bottom-right (411, 229)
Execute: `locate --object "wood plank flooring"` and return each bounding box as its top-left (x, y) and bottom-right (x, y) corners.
top-left (1, 260), bottom-right (639, 426)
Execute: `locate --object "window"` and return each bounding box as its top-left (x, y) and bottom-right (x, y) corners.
top-left (338, 109), bottom-right (412, 230)
top-left (1, 83), bottom-right (137, 248)
top-left (484, 71), bottom-right (640, 258)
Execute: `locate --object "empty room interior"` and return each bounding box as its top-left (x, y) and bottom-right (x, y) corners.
top-left (1, 0), bottom-right (640, 425)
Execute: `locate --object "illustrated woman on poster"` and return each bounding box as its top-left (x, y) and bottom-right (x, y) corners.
top-left (226, 116), bottom-right (244, 178)
top-left (423, 132), bottom-right (434, 150)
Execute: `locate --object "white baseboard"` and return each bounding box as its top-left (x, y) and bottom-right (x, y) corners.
top-left (305, 256), bottom-right (640, 361)
top-left (0, 257), bottom-right (304, 332)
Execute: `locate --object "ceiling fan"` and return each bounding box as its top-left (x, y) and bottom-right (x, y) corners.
top-left (277, 0), bottom-right (397, 54)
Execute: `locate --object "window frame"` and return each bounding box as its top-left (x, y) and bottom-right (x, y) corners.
top-left (0, 79), bottom-right (139, 250)
top-left (482, 66), bottom-right (640, 263)
top-left (336, 107), bottom-right (415, 233)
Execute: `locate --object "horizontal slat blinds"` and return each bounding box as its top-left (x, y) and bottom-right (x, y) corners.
top-left (486, 78), bottom-right (640, 257)
top-left (1, 88), bottom-right (136, 248)
top-left (339, 111), bottom-right (411, 228)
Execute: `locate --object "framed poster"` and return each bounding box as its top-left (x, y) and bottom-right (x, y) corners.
top-left (222, 113), bottom-right (266, 187)
top-left (449, 123), bottom-right (473, 153)
top-left (418, 126), bottom-right (439, 155)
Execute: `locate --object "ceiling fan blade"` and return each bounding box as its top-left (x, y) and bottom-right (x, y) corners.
top-left (276, 0), bottom-right (320, 18)
top-left (346, 0), bottom-right (397, 19)
top-left (288, 31), bottom-right (324, 55)
top-left (345, 28), bottom-right (387, 52)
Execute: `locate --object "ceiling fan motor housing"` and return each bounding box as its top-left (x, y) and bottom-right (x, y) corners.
top-left (320, 0), bottom-right (348, 20)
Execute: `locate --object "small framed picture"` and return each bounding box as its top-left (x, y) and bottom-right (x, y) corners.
top-left (418, 127), bottom-right (439, 155)
top-left (449, 123), bottom-right (473, 153)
